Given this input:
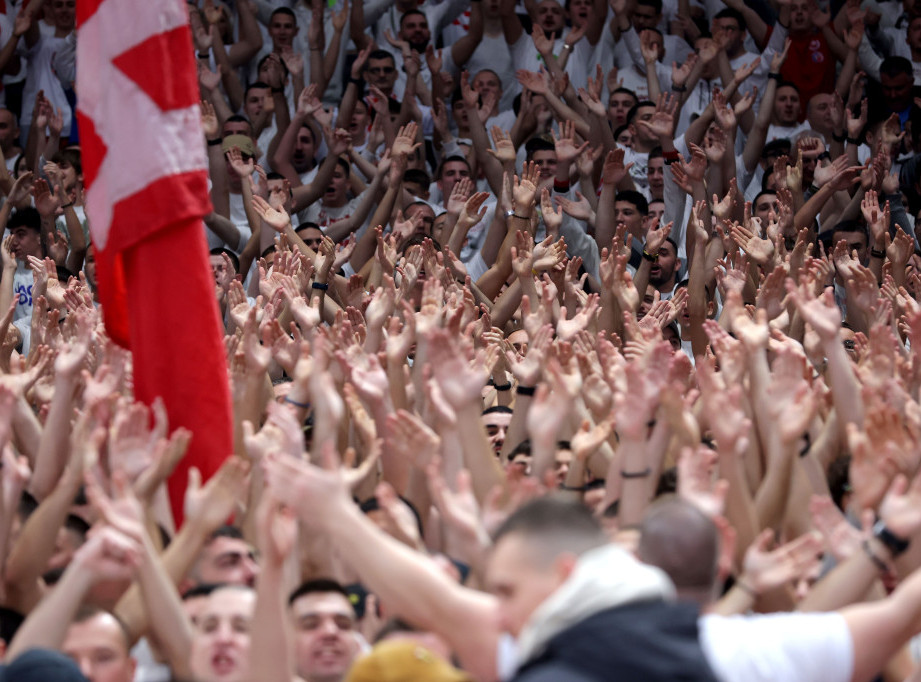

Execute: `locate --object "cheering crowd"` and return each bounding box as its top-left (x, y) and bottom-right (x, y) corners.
top-left (3, 0), bottom-right (921, 679)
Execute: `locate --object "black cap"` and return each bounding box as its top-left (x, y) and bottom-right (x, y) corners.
top-left (0, 649), bottom-right (89, 682)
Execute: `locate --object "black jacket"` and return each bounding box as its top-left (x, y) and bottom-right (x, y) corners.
top-left (511, 600), bottom-right (718, 682)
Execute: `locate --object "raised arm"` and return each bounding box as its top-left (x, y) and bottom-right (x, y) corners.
top-left (264, 450), bottom-right (501, 681)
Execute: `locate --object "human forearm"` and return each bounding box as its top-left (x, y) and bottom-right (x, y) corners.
top-left (28, 374), bottom-right (79, 500)
top-left (457, 402), bottom-right (505, 504)
top-left (134, 536), bottom-right (193, 677)
top-left (249, 559), bottom-right (291, 682)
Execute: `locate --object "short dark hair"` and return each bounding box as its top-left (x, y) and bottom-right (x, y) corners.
top-left (880, 56), bottom-right (913, 79)
top-left (714, 7), bottom-right (745, 31)
top-left (368, 49), bottom-right (395, 64)
top-left (403, 168), bottom-right (431, 187)
top-left (610, 87), bottom-right (639, 103)
top-left (399, 8), bottom-right (427, 28)
top-left (270, 7), bottom-right (296, 22)
top-left (51, 148), bottom-right (82, 177)
top-left (636, 0), bottom-right (663, 14)
top-left (626, 100), bottom-right (656, 125)
top-left (831, 219), bottom-right (869, 240)
top-left (615, 190), bottom-right (649, 216)
top-left (288, 578), bottom-right (351, 606)
top-left (8, 206), bottom-right (40, 232)
top-left (245, 81), bottom-right (270, 98)
top-left (752, 189), bottom-right (778, 207)
top-left (436, 155), bottom-right (471, 179)
top-left (492, 497), bottom-right (607, 566)
top-left (525, 136), bottom-right (555, 159)
top-left (483, 405), bottom-right (514, 416)
top-left (210, 247), bottom-right (240, 273)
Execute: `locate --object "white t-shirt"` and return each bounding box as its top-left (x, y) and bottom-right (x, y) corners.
top-left (699, 612), bottom-right (853, 682)
top-left (20, 33), bottom-right (73, 137)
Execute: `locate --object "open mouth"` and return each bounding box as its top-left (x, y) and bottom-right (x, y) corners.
top-left (211, 653), bottom-right (237, 675)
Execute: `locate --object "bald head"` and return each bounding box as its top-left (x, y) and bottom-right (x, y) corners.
top-left (637, 497), bottom-right (719, 604)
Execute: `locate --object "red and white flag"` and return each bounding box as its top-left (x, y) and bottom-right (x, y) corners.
top-left (76, 0), bottom-right (232, 524)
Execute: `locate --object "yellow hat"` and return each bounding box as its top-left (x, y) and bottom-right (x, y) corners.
top-left (345, 641), bottom-right (471, 682)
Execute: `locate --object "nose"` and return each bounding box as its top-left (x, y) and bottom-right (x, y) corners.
top-left (243, 556), bottom-right (260, 586)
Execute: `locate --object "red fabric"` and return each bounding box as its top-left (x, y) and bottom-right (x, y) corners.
top-left (780, 31), bottom-right (836, 122)
top-left (123, 215), bottom-right (232, 526)
top-left (77, 0), bottom-right (232, 525)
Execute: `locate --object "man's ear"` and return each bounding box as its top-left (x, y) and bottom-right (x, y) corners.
top-left (552, 552), bottom-right (579, 584)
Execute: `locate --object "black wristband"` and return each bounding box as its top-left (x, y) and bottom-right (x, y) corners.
top-left (311, 281), bottom-right (329, 290)
top-left (512, 213), bottom-right (530, 220)
top-left (807, 184), bottom-right (820, 194)
top-left (873, 521), bottom-right (910, 557)
top-left (671, 83), bottom-right (687, 92)
top-left (798, 431), bottom-right (812, 457)
top-left (621, 468), bottom-right (652, 479)
top-left (197, 51), bottom-right (210, 59)
top-left (61, 202), bottom-right (74, 209)
top-left (516, 385), bottom-right (536, 396)
top-left (492, 382), bottom-right (512, 391)
top-left (271, 86), bottom-right (284, 94)
top-left (846, 136), bottom-right (860, 145)
top-left (870, 248), bottom-right (886, 259)
top-left (831, 130), bottom-right (846, 143)
top-left (642, 249), bottom-right (659, 262)
top-left (207, 138), bottom-right (222, 146)
top-left (767, 72), bottom-right (781, 81)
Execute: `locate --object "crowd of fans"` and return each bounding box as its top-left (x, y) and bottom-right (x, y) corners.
top-left (4, 0), bottom-right (921, 679)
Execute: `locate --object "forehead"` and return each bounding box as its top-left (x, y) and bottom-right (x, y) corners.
top-left (401, 12), bottom-right (428, 26)
top-left (777, 85), bottom-right (799, 97)
top-left (882, 72), bottom-right (913, 86)
top-left (223, 121), bottom-right (251, 136)
top-left (833, 229), bottom-right (867, 244)
top-left (271, 13), bottom-right (294, 25)
top-left (473, 71), bottom-right (500, 86)
top-left (297, 126), bottom-right (315, 141)
top-left (442, 161), bottom-right (469, 176)
top-left (291, 592), bottom-right (355, 620)
top-left (614, 200), bottom-right (639, 211)
top-left (203, 588), bottom-right (256, 619)
top-left (482, 412), bottom-right (512, 427)
top-left (537, 0), bottom-right (563, 11)
top-left (65, 614), bottom-right (128, 651)
top-left (648, 156), bottom-right (664, 168)
top-left (205, 535), bottom-right (251, 559)
top-left (406, 203), bottom-right (435, 219)
top-left (658, 241), bottom-right (676, 256)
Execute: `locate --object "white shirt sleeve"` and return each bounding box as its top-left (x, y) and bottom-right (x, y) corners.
top-left (699, 612), bottom-right (854, 682)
